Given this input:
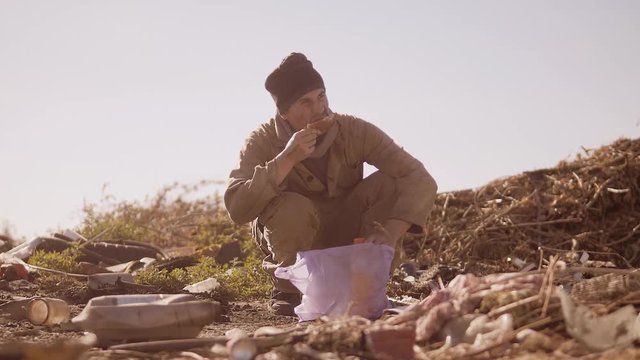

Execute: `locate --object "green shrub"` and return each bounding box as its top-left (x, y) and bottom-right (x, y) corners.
top-left (27, 245), bottom-right (82, 273)
top-left (59, 180), bottom-right (271, 301)
top-left (134, 267), bottom-right (190, 293)
top-left (135, 255), bottom-right (271, 301)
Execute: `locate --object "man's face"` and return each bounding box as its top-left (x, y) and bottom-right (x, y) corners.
top-left (282, 88), bottom-right (330, 131)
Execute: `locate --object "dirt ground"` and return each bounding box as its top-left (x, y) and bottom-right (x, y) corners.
top-left (2, 273), bottom-right (640, 360)
top-left (0, 286), bottom-right (299, 360)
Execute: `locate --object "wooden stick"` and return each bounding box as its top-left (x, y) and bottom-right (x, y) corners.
top-left (538, 247), bottom-right (544, 271)
top-left (562, 266), bottom-right (640, 276)
top-left (446, 217), bottom-right (582, 235)
top-left (585, 177), bottom-right (614, 208)
top-left (483, 217), bottom-right (582, 231)
top-left (487, 295), bottom-right (540, 318)
top-left (541, 256), bottom-right (558, 318)
top-left (441, 193), bottom-right (451, 220)
top-left (604, 222), bottom-right (640, 246)
top-left (26, 264), bottom-right (88, 279)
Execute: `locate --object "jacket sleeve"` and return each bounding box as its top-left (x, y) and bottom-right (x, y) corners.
top-left (357, 119), bottom-right (438, 229)
top-left (224, 131), bottom-right (281, 225)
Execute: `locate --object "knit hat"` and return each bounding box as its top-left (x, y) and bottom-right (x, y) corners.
top-left (265, 53), bottom-right (325, 113)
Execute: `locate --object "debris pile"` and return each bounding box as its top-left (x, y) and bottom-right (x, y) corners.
top-left (413, 137), bottom-right (640, 269)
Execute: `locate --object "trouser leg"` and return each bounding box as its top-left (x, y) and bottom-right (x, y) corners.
top-left (311, 171), bottom-right (402, 249)
top-left (255, 192), bottom-right (319, 293)
top-left (338, 171), bottom-right (407, 269)
top-left (254, 172), bottom-right (414, 292)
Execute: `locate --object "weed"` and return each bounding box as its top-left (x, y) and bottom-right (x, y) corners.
top-left (76, 180), bottom-right (242, 249)
top-left (38, 180), bottom-right (273, 301)
top-left (134, 267), bottom-right (190, 293)
top-left (27, 244), bottom-right (82, 273)
top-left (135, 255), bottom-right (271, 301)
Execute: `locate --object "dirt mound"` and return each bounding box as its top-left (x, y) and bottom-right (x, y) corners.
top-left (413, 137), bottom-right (639, 269)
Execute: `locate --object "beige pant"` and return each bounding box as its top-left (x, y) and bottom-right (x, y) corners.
top-left (253, 171), bottom-right (407, 293)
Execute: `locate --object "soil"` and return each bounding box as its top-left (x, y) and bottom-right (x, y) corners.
top-left (2, 271), bottom-right (640, 360)
top-left (0, 280), bottom-right (298, 360)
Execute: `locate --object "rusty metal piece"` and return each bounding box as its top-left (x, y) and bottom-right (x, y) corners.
top-left (365, 324), bottom-right (416, 359)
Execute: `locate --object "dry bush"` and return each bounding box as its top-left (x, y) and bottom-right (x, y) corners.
top-left (77, 180), bottom-right (250, 250)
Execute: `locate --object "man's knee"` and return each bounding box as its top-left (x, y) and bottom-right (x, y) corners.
top-left (349, 171), bottom-right (398, 209)
top-left (258, 192), bottom-right (320, 261)
top-left (259, 192), bottom-right (319, 231)
top-left (363, 171), bottom-right (398, 194)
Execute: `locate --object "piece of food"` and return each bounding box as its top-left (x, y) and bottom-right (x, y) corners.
top-left (307, 116), bottom-right (334, 134)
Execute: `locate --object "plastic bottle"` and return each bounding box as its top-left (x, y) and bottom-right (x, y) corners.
top-left (27, 298), bottom-right (70, 325)
top-left (71, 294), bottom-right (220, 345)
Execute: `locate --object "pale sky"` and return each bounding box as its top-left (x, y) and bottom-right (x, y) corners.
top-left (1, 1), bottom-right (639, 239)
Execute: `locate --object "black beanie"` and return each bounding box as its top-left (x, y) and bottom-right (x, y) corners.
top-left (265, 53), bottom-right (325, 113)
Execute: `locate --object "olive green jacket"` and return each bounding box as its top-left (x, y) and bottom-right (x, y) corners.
top-left (224, 114), bottom-right (437, 229)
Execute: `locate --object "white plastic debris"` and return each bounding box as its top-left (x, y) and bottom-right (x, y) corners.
top-left (508, 257), bottom-right (527, 269)
top-left (87, 273), bottom-right (135, 290)
top-left (557, 286), bottom-right (640, 351)
top-left (579, 251), bottom-right (589, 264)
top-left (440, 314), bottom-right (480, 345)
top-left (439, 313), bottom-right (514, 347)
top-left (225, 328), bottom-right (256, 360)
top-left (507, 256), bottom-right (536, 272)
top-left (1, 237), bottom-right (46, 261)
top-left (183, 277), bottom-right (220, 294)
top-left (516, 329), bottom-right (555, 352)
top-left (468, 313), bottom-right (514, 349)
top-left (61, 229), bottom-right (87, 242)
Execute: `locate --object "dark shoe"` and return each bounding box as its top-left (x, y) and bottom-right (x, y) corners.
top-left (270, 290), bottom-right (301, 317)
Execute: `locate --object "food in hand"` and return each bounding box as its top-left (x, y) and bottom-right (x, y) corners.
top-left (307, 114), bottom-right (335, 134)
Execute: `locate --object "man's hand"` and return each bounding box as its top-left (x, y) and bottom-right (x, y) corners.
top-left (365, 219), bottom-right (411, 246)
top-left (272, 127), bottom-right (320, 186)
top-left (281, 127), bottom-right (320, 164)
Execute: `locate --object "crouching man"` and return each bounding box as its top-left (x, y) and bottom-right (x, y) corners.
top-left (224, 53), bottom-right (437, 316)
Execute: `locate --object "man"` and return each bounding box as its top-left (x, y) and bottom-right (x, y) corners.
top-left (225, 53), bottom-right (437, 316)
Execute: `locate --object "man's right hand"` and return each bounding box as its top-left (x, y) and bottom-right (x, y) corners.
top-left (273, 128), bottom-right (320, 186)
top-left (281, 128), bottom-right (320, 164)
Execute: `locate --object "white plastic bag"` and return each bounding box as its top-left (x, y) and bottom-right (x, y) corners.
top-left (274, 243), bottom-right (394, 321)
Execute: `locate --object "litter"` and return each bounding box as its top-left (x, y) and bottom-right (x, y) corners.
top-left (0, 263), bottom-right (29, 281)
top-left (183, 277), bottom-right (220, 294)
top-left (87, 272), bottom-right (135, 290)
top-left (108, 337), bottom-right (227, 352)
top-left (27, 297), bottom-right (70, 325)
top-left (0, 298), bottom-right (31, 322)
top-left (0, 297), bottom-right (70, 326)
top-left (224, 326), bottom-right (258, 359)
top-left (105, 257), bottom-right (156, 273)
top-left (557, 287), bottom-right (640, 351)
top-left (275, 243), bottom-right (394, 321)
top-left (72, 294), bottom-right (220, 345)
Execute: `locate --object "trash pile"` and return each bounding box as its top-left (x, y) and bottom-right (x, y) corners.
top-left (0, 137), bottom-right (638, 359)
top-left (414, 137), bottom-right (640, 269)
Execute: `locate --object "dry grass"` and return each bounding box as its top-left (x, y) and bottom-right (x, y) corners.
top-left (405, 137), bottom-right (640, 270)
